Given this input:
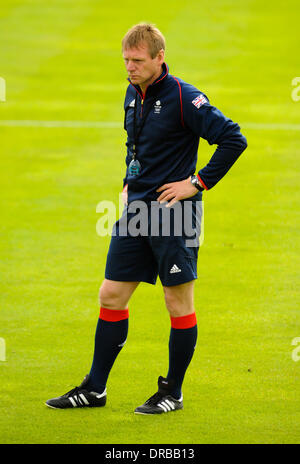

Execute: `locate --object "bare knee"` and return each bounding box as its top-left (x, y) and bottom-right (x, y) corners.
top-left (164, 291), bottom-right (183, 317)
top-left (98, 279), bottom-right (138, 310)
top-left (99, 281), bottom-right (122, 309)
top-left (163, 283), bottom-right (195, 318)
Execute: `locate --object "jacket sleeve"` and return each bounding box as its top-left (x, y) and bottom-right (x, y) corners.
top-left (181, 84), bottom-right (248, 190)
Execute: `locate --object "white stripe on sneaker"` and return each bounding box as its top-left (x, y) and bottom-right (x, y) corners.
top-left (165, 399), bottom-right (175, 410)
top-left (158, 402), bottom-right (168, 412)
top-left (69, 397), bottom-right (77, 407)
top-left (79, 393), bottom-right (89, 405)
top-left (74, 395), bottom-right (82, 406)
top-left (164, 401), bottom-right (172, 411)
top-left (160, 401), bottom-right (171, 412)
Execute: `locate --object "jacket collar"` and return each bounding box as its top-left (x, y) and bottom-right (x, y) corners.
top-left (128, 62), bottom-right (169, 99)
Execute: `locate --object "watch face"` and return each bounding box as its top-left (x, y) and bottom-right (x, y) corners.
top-left (191, 176), bottom-right (202, 191)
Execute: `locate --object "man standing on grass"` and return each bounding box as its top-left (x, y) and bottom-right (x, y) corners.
top-left (46, 23), bottom-right (247, 414)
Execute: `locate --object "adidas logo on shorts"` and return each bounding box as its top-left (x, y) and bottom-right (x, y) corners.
top-left (170, 264), bottom-right (181, 274)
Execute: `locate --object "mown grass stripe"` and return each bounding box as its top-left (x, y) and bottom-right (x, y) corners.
top-left (0, 120), bottom-right (299, 130)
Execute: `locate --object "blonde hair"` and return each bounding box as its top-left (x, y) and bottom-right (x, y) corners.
top-left (122, 23), bottom-right (165, 59)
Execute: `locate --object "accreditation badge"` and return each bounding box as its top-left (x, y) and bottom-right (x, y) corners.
top-left (128, 158), bottom-right (141, 177)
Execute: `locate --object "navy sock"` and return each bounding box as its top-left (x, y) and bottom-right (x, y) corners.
top-left (87, 307), bottom-right (129, 393)
top-left (167, 313), bottom-right (198, 400)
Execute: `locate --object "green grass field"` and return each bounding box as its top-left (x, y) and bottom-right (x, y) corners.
top-left (1, 0), bottom-right (300, 444)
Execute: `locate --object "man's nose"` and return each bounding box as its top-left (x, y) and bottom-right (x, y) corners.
top-left (127, 61), bottom-right (135, 71)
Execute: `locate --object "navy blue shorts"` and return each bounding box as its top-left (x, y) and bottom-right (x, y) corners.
top-left (105, 196), bottom-right (203, 287)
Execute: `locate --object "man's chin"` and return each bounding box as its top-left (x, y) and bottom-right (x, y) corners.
top-left (130, 77), bottom-right (140, 84)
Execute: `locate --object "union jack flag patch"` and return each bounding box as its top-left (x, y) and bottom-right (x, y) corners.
top-left (192, 95), bottom-right (208, 109)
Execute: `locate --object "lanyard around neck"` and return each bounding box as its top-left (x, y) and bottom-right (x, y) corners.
top-left (132, 94), bottom-right (155, 160)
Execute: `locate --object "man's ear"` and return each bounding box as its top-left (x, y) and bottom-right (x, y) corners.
top-left (157, 48), bottom-right (165, 64)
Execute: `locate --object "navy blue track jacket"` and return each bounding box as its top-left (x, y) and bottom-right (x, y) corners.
top-left (123, 63), bottom-right (247, 203)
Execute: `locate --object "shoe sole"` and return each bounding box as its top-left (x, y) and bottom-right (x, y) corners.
top-left (134, 411), bottom-right (162, 415)
top-left (134, 407), bottom-right (183, 415)
top-left (45, 402), bottom-right (106, 409)
top-left (45, 403), bottom-right (61, 409)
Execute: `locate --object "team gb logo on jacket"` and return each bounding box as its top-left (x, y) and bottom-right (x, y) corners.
top-left (154, 100), bottom-right (162, 114)
top-left (192, 95), bottom-right (208, 109)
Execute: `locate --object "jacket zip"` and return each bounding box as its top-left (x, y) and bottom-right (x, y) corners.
top-left (128, 64), bottom-right (168, 118)
top-left (140, 88), bottom-right (147, 117)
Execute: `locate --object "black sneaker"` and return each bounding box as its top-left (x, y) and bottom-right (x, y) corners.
top-left (134, 376), bottom-right (183, 415)
top-left (45, 375), bottom-right (106, 409)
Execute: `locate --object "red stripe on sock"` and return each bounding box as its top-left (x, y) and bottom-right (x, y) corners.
top-left (170, 312), bottom-right (197, 329)
top-left (100, 307), bottom-right (129, 322)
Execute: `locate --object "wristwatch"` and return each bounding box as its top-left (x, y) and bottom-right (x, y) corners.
top-left (190, 175), bottom-right (204, 191)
